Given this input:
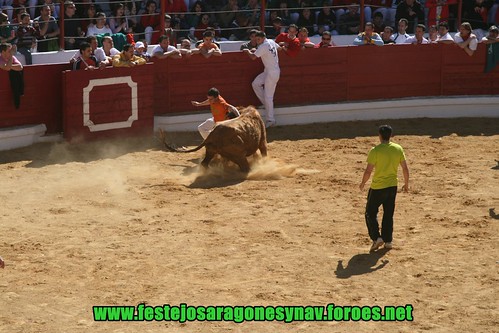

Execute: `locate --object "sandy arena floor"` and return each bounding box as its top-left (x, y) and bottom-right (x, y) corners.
top-left (0, 117), bottom-right (498, 333)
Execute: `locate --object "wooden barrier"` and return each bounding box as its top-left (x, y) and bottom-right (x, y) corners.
top-left (0, 43), bottom-right (498, 138)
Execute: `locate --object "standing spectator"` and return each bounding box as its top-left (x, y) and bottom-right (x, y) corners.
top-left (63, 1), bottom-right (84, 50)
top-left (1, 42), bottom-right (23, 108)
top-left (428, 24), bottom-right (439, 42)
top-left (426, 0), bottom-right (458, 27)
top-left (395, 0), bottom-right (424, 33)
top-left (108, 3), bottom-right (130, 34)
top-left (243, 30), bottom-right (281, 128)
top-left (404, 23), bottom-right (430, 43)
top-left (112, 43), bottom-right (146, 66)
top-left (353, 21), bottom-right (384, 45)
top-left (151, 34), bottom-right (181, 59)
top-left (275, 23), bottom-right (301, 57)
top-left (16, 12), bottom-right (38, 64)
top-left (436, 20), bottom-right (455, 43)
top-left (73, 41), bottom-right (99, 70)
top-left (454, 21), bottom-right (478, 55)
top-left (94, 35), bottom-right (119, 65)
top-left (317, 0), bottom-right (337, 34)
top-left (359, 124), bottom-right (410, 253)
top-left (314, 30), bottom-right (336, 47)
top-left (140, 0), bottom-right (160, 44)
top-left (338, 4), bottom-right (361, 35)
top-left (296, 7), bottom-right (317, 36)
top-left (391, 18), bottom-right (410, 43)
top-left (298, 27), bottom-right (316, 48)
top-left (191, 87), bottom-right (240, 139)
top-left (0, 42), bottom-right (22, 71)
top-left (34, 4), bottom-right (59, 52)
top-left (481, 25), bottom-right (499, 43)
top-left (381, 25), bottom-right (395, 43)
top-left (86, 12), bottom-right (112, 36)
top-left (240, 28), bottom-right (258, 50)
top-left (372, 11), bottom-right (386, 33)
top-left (0, 12), bottom-right (17, 45)
top-left (196, 30), bottom-right (222, 58)
top-left (217, 0), bottom-right (238, 39)
top-left (462, 0), bottom-right (494, 38)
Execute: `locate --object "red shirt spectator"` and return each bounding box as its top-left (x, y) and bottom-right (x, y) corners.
top-left (275, 24), bottom-right (301, 57)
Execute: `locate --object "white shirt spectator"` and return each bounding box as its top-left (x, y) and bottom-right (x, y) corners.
top-left (86, 25), bottom-right (113, 37)
top-left (152, 44), bottom-right (176, 55)
top-left (391, 32), bottom-right (410, 44)
top-left (454, 32), bottom-right (478, 50)
top-left (94, 46), bottom-right (120, 62)
top-left (437, 32), bottom-right (454, 43)
top-left (404, 36), bottom-right (430, 44)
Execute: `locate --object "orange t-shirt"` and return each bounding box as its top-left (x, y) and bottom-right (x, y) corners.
top-left (210, 96), bottom-right (230, 122)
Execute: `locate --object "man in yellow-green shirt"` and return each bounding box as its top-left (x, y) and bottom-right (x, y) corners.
top-left (359, 125), bottom-right (410, 253)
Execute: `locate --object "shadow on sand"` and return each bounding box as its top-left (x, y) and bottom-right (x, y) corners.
top-left (334, 248), bottom-right (390, 279)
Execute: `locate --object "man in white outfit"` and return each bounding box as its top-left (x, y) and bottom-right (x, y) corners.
top-left (243, 31), bottom-right (281, 128)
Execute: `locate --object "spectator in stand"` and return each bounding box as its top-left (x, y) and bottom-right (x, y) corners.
top-left (63, 1), bottom-right (84, 50)
top-left (16, 12), bottom-right (38, 64)
top-left (454, 21), bottom-right (478, 55)
top-left (193, 13), bottom-right (211, 40)
top-left (276, 1), bottom-right (294, 27)
top-left (428, 24), bottom-right (439, 42)
top-left (335, 0), bottom-right (372, 26)
top-left (426, 0), bottom-right (457, 27)
top-left (0, 42), bottom-right (22, 70)
top-left (353, 21), bottom-right (384, 45)
top-left (109, 3), bottom-right (130, 34)
top-left (275, 23), bottom-right (301, 57)
top-left (370, 0), bottom-right (396, 27)
top-left (391, 18), bottom-right (410, 43)
top-left (240, 28), bottom-right (258, 50)
top-left (436, 20), bottom-right (455, 43)
top-left (296, 7), bottom-right (317, 36)
top-left (134, 40), bottom-right (151, 60)
top-left (0, 12), bottom-right (17, 46)
top-left (140, 0), bottom-right (160, 44)
top-left (229, 12), bottom-right (252, 41)
top-left (12, 5), bottom-right (27, 25)
top-left (94, 35), bottom-right (119, 65)
top-left (94, 0), bottom-right (111, 16)
top-left (217, 0), bottom-right (238, 39)
top-left (165, 0), bottom-right (187, 16)
top-left (195, 26), bottom-right (221, 47)
top-left (338, 4), bottom-right (361, 35)
top-left (242, 0), bottom-right (261, 26)
top-left (187, 1), bottom-right (205, 32)
top-left (34, 4), bottom-right (59, 52)
top-left (298, 27), bottom-right (315, 48)
top-left (265, 14), bottom-right (284, 39)
top-left (315, 30), bottom-right (336, 47)
top-left (196, 30), bottom-right (222, 58)
top-left (178, 38), bottom-right (199, 56)
top-left (69, 34), bottom-right (97, 63)
top-left (164, 16), bottom-right (180, 46)
top-left (462, 0), bottom-right (494, 39)
top-left (372, 11), bottom-right (385, 33)
top-left (152, 34), bottom-right (181, 59)
top-left (1, 0), bottom-right (13, 21)
top-left (86, 12), bottom-right (112, 36)
top-left (317, 0), bottom-right (337, 35)
top-left (73, 41), bottom-right (99, 70)
top-left (112, 43), bottom-right (146, 67)
top-left (39, 0), bottom-right (59, 19)
top-left (481, 25), bottom-right (499, 43)
top-left (404, 23), bottom-right (429, 43)
top-left (80, 4), bottom-right (97, 35)
top-left (381, 25), bottom-right (395, 43)
top-left (395, 0), bottom-right (424, 33)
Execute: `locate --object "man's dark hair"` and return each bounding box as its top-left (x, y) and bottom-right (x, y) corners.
top-left (249, 29), bottom-right (259, 36)
top-left (207, 87), bottom-right (220, 98)
top-left (255, 31), bottom-right (266, 38)
top-left (0, 43), bottom-right (11, 52)
top-left (158, 35), bottom-right (170, 43)
top-left (20, 12), bottom-right (30, 20)
top-left (123, 43), bottom-right (132, 52)
top-left (203, 30), bottom-right (214, 38)
top-left (373, 11), bottom-right (383, 19)
top-left (79, 41), bottom-right (91, 53)
top-left (365, 22), bottom-right (374, 29)
top-left (288, 23), bottom-right (298, 31)
top-left (438, 21), bottom-right (449, 30)
top-left (86, 35), bottom-right (97, 43)
top-left (399, 18), bottom-right (408, 26)
top-left (379, 125), bottom-right (393, 141)
top-left (416, 24), bottom-right (426, 32)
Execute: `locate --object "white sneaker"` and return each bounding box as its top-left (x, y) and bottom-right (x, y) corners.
top-left (384, 242), bottom-right (393, 249)
top-left (369, 237), bottom-right (384, 253)
top-left (265, 120), bottom-right (276, 128)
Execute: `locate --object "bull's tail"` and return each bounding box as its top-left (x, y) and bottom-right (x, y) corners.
top-left (158, 129), bottom-right (206, 153)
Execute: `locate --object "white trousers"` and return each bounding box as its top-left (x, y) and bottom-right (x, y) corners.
top-left (251, 70), bottom-right (280, 122)
top-left (198, 117), bottom-right (215, 140)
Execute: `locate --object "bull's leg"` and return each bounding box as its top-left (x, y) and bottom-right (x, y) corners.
top-left (231, 156), bottom-right (250, 173)
top-left (201, 149), bottom-right (216, 169)
top-left (259, 140), bottom-right (268, 157)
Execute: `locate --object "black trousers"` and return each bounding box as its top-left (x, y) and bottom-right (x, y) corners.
top-left (365, 186), bottom-right (397, 242)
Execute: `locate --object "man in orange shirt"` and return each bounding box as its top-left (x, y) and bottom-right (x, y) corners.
top-left (191, 87), bottom-right (240, 139)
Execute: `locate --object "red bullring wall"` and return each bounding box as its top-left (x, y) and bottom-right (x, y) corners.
top-left (0, 43), bottom-right (498, 139)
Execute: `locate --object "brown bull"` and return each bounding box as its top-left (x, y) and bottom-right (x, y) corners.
top-left (159, 106), bottom-right (267, 172)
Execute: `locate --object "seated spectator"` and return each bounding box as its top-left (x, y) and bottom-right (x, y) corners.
top-left (73, 41), bottom-right (99, 70)
top-left (36, 0), bottom-right (59, 20)
top-left (265, 14), bottom-right (284, 39)
top-left (33, 4), bottom-right (59, 52)
top-left (12, 5), bottom-right (27, 25)
top-left (298, 27), bottom-right (315, 48)
top-left (454, 21), bottom-right (478, 56)
top-left (296, 7), bottom-right (317, 36)
top-left (242, 0), bottom-right (261, 26)
top-left (436, 21), bottom-right (454, 43)
top-left (338, 4), bottom-right (361, 35)
top-left (70, 35), bottom-right (97, 63)
top-left (192, 13), bottom-right (211, 40)
top-left (0, 12), bottom-right (17, 45)
top-left (462, 0), bottom-right (493, 38)
top-left (372, 11), bottom-right (385, 33)
top-left (217, 0), bottom-right (238, 39)
top-left (335, 0), bottom-right (372, 26)
top-left (381, 25), bottom-right (395, 44)
top-left (428, 24), bottom-right (438, 42)
top-left (196, 30), bottom-right (222, 58)
top-left (86, 12), bottom-right (112, 36)
top-left (94, 35), bottom-right (120, 65)
top-left (353, 21), bottom-right (384, 45)
top-left (275, 23), bottom-right (301, 57)
top-left (276, 0), bottom-right (293, 27)
top-left (404, 23), bottom-right (429, 44)
top-left (229, 12), bottom-right (251, 41)
top-left (315, 30), bottom-right (336, 47)
top-left (140, 0), bottom-right (160, 44)
top-left (187, 1), bottom-right (205, 31)
top-left (64, 1), bottom-right (84, 50)
top-left (395, 0), bottom-right (424, 33)
top-left (481, 25), bottom-right (499, 43)
top-left (391, 18), bottom-right (410, 43)
top-left (164, 17), bottom-right (180, 46)
top-left (240, 28), bottom-right (258, 51)
top-left (80, 4), bottom-right (97, 35)
top-left (317, 1), bottom-right (337, 35)
top-left (370, 0), bottom-right (396, 27)
top-left (0, 42), bottom-right (22, 71)
top-left (112, 43), bottom-right (146, 67)
top-left (109, 3), bottom-right (131, 34)
top-left (15, 12), bottom-right (38, 64)
top-left (152, 34), bottom-right (181, 59)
